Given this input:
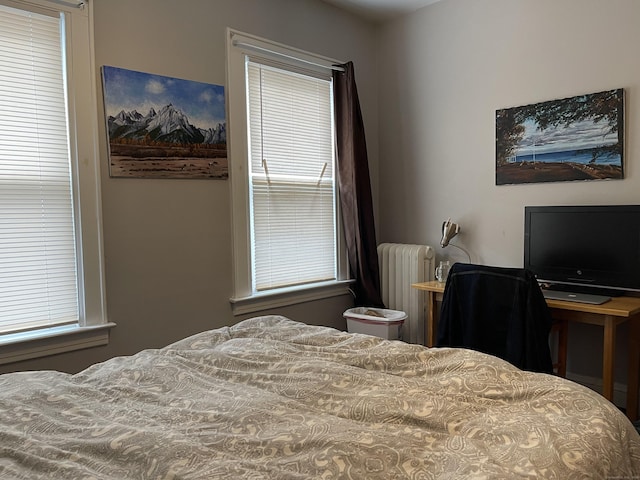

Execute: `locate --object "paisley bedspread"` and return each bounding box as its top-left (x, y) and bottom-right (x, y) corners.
top-left (1, 315), bottom-right (639, 479)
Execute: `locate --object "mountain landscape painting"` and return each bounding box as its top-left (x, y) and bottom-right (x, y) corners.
top-left (495, 89), bottom-right (623, 185)
top-left (101, 66), bottom-right (227, 179)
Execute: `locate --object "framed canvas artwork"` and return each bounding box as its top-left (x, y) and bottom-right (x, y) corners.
top-left (101, 66), bottom-right (227, 179)
top-left (495, 89), bottom-right (624, 185)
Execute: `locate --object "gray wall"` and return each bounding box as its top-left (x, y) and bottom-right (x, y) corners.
top-left (378, 0), bottom-right (640, 398)
top-left (0, 0), bottom-right (377, 374)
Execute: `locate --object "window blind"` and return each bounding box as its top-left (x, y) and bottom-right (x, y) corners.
top-left (247, 61), bottom-right (337, 291)
top-left (0, 3), bottom-right (79, 334)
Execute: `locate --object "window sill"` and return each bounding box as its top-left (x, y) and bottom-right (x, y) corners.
top-left (0, 322), bottom-right (116, 366)
top-left (230, 280), bottom-right (353, 316)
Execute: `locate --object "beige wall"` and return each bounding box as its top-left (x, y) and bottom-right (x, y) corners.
top-left (378, 0), bottom-right (640, 391)
top-left (0, 0), bottom-right (377, 374)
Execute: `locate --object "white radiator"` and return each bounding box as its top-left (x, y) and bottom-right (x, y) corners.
top-left (377, 243), bottom-right (435, 345)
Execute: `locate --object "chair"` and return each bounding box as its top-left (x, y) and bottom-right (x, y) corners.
top-left (436, 263), bottom-right (554, 374)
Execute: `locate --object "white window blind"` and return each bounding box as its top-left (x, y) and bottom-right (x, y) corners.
top-left (0, 3), bottom-right (79, 334)
top-left (247, 61), bottom-right (337, 291)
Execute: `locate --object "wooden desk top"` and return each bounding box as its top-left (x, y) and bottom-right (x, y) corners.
top-left (412, 281), bottom-right (640, 318)
top-left (412, 281), bottom-right (445, 293)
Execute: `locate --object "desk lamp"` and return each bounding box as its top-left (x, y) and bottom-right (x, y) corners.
top-left (440, 218), bottom-right (471, 262)
top-left (440, 218), bottom-right (460, 247)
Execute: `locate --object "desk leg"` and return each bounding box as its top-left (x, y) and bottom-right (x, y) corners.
top-left (426, 292), bottom-right (435, 347)
top-left (602, 315), bottom-right (616, 401)
top-left (627, 319), bottom-right (640, 421)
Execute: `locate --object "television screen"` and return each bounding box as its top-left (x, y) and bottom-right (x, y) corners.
top-left (524, 205), bottom-right (640, 294)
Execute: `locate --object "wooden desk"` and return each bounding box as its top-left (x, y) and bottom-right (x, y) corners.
top-left (412, 280), bottom-right (640, 420)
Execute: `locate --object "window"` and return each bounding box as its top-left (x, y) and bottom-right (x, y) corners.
top-left (227, 30), bottom-right (350, 314)
top-left (0, 0), bottom-right (110, 364)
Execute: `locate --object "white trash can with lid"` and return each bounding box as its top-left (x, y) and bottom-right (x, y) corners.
top-left (343, 307), bottom-right (407, 340)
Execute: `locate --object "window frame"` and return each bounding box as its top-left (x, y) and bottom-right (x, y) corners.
top-left (0, 0), bottom-right (111, 365)
top-left (226, 29), bottom-right (351, 315)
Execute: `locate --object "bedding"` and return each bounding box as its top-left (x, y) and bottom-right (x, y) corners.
top-left (0, 315), bottom-right (639, 479)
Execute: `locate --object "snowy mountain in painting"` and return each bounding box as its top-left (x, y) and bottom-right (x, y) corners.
top-left (112, 109), bottom-right (144, 126)
top-left (107, 104), bottom-right (226, 145)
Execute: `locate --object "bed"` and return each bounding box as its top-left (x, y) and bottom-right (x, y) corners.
top-left (1, 315), bottom-right (639, 479)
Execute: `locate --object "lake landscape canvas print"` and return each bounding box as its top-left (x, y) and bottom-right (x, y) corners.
top-left (495, 89), bottom-right (624, 185)
top-left (101, 66), bottom-right (227, 179)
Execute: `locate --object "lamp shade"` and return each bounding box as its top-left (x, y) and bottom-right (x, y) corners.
top-left (440, 218), bottom-right (460, 247)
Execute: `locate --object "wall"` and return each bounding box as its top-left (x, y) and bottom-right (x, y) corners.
top-left (0, 0), bottom-right (377, 374)
top-left (378, 0), bottom-right (640, 396)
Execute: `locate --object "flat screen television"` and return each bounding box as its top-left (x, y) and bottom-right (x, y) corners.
top-left (524, 205), bottom-right (640, 295)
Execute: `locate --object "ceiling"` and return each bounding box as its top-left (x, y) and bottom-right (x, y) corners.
top-left (321, 0), bottom-right (442, 22)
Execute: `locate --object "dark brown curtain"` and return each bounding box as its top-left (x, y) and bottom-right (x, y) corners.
top-left (333, 62), bottom-right (384, 307)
